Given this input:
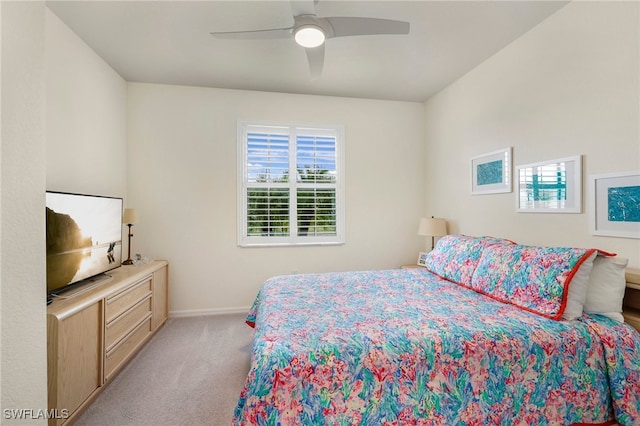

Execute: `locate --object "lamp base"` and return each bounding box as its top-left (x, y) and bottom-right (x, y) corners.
top-left (122, 259), bottom-right (134, 265)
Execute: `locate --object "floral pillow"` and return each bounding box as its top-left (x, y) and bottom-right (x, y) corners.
top-left (423, 235), bottom-right (514, 285)
top-left (470, 244), bottom-right (597, 320)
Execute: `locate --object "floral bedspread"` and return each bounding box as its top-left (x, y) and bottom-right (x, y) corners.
top-left (233, 269), bottom-right (640, 425)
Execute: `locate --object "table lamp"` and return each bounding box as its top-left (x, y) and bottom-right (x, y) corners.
top-left (417, 216), bottom-right (447, 250)
top-left (122, 208), bottom-right (138, 265)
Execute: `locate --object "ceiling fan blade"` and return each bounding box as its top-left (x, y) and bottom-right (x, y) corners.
top-left (290, 0), bottom-right (317, 17)
top-left (210, 27), bottom-right (292, 40)
top-left (305, 45), bottom-right (324, 80)
top-left (323, 17), bottom-right (410, 38)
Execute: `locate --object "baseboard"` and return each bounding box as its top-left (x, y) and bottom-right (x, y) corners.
top-left (169, 306), bottom-right (250, 318)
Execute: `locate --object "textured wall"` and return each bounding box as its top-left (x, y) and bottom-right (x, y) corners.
top-left (127, 83), bottom-right (426, 313)
top-left (1, 2), bottom-right (48, 423)
top-left (424, 1), bottom-right (639, 266)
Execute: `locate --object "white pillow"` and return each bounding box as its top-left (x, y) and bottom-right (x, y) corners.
top-left (583, 255), bottom-right (629, 322)
top-left (563, 251), bottom-right (597, 320)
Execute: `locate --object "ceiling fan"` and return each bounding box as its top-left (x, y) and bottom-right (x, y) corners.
top-left (210, 0), bottom-right (410, 79)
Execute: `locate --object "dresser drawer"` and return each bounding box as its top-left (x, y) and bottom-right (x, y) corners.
top-left (105, 316), bottom-right (152, 379)
top-left (105, 277), bottom-right (152, 323)
top-left (105, 296), bottom-right (152, 350)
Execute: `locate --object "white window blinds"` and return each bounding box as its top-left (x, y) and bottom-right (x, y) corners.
top-left (238, 122), bottom-right (344, 246)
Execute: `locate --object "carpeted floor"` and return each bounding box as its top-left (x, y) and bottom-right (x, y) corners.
top-left (75, 313), bottom-right (254, 426)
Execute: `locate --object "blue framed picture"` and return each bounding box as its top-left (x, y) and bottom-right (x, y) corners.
top-left (471, 148), bottom-right (512, 195)
top-left (589, 171), bottom-right (640, 239)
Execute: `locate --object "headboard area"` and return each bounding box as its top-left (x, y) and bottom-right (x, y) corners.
top-left (623, 268), bottom-right (640, 332)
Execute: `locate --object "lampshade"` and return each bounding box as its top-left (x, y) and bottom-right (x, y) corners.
top-left (417, 217), bottom-right (447, 237)
top-left (122, 208), bottom-right (138, 225)
top-left (294, 25), bottom-right (325, 48)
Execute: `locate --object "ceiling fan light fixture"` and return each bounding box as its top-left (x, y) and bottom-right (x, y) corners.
top-left (294, 25), bottom-right (325, 48)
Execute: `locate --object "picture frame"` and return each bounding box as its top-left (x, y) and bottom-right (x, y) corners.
top-left (516, 155), bottom-right (582, 213)
top-left (417, 251), bottom-right (428, 266)
top-left (471, 147), bottom-right (512, 195)
top-left (589, 171), bottom-right (640, 239)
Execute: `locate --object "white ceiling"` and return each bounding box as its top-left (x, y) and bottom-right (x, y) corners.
top-left (46, 0), bottom-right (568, 102)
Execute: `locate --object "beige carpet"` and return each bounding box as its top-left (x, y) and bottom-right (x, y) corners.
top-left (75, 313), bottom-right (254, 426)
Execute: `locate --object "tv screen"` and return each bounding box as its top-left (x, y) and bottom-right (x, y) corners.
top-left (46, 191), bottom-right (123, 294)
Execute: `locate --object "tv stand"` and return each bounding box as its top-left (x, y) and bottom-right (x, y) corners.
top-left (47, 260), bottom-right (168, 425)
top-left (50, 272), bottom-right (115, 300)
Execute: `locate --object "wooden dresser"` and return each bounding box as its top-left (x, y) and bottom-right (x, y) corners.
top-left (623, 268), bottom-right (640, 332)
top-left (47, 260), bottom-right (169, 425)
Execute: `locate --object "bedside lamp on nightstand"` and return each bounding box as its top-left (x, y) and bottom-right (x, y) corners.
top-left (122, 208), bottom-right (138, 265)
top-left (418, 216), bottom-right (447, 250)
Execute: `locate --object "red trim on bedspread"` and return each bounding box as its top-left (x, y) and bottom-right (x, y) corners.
top-left (424, 271), bottom-right (569, 321)
top-left (557, 248), bottom-right (599, 319)
top-left (246, 320), bottom-right (255, 328)
top-left (556, 248), bottom-right (615, 320)
top-left (423, 248), bottom-right (617, 321)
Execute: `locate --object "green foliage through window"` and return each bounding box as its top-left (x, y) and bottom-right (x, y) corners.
top-left (239, 123), bottom-right (343, 245)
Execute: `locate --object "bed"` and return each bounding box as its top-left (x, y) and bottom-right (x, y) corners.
top-left (233, 235), bottom-right (640, 425)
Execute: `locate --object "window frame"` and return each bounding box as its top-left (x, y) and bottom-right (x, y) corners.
top-left (237, 121), bottom-right (345, 247)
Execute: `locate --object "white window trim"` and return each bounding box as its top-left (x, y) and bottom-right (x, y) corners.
top-left (237, 120), bottom-right (345, 247)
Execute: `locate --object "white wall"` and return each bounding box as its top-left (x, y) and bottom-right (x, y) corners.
top-left (9, 1), bottom-right (635, 411)
top-left (45, 9), bottom-right (128, 198)
top-left (0, 7), bottom-right (127, 420)
top-left (127, 83), bottom-right (426, 313)
top-left (424, 1), bottom-right (640, 267)
top-left (0, 1), bottom-right (48, 423)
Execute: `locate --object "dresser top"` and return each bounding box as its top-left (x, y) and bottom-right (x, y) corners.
top-left (47, 260), bottom-right (168, 319)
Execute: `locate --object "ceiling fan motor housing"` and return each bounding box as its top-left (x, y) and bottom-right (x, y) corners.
top-left (293, 15), bottom-right (335, 47)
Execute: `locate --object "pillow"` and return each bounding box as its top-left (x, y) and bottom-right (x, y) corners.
top-left (423, 235), bottom-right (514, 285)
top-left (470, 244), bottom-right (597, 320)
top-left (562, 250), bottom-right (598, 320)
top-left (583, 255), bottom-right (628, 322)
top-left (476, 235), bottom-right (517, 246)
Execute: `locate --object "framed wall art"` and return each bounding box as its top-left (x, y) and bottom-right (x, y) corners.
top-left (589, 171), bottom-right (640, 238)
top-left (516, 155), bottom-right (582, 213)
top-left (471, 147), bottom-right (512, 195)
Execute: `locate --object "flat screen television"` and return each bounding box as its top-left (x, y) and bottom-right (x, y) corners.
top-left (46, 191), bottom-right (123, 297)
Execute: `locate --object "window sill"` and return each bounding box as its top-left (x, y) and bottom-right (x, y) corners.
top-left (238, 241), bottom-right (345, 248)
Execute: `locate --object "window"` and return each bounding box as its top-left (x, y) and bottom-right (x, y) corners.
top-left (238, 122), bottom-right (344, 246)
